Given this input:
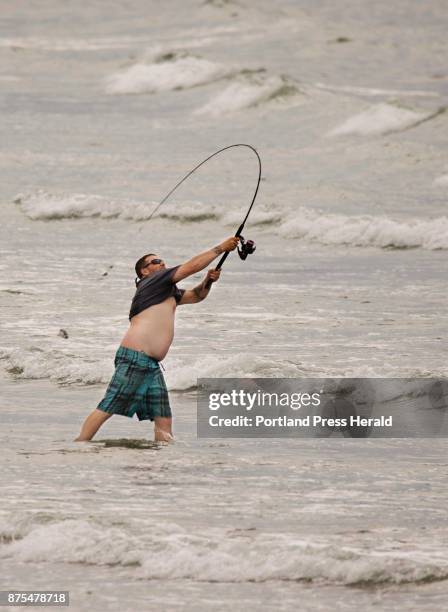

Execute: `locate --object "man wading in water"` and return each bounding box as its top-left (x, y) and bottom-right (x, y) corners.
top-left (75, 236), bottom-right (239, 443)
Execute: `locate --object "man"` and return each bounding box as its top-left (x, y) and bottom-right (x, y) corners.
top-left (75, 236), bottom-right (239, 443)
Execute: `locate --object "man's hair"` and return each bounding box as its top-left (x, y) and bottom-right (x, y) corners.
top-left (134, 253), bottom-right (156, 286)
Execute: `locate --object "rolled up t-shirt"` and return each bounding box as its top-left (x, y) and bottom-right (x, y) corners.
top-left (129, 266), bottom-right (185, 320)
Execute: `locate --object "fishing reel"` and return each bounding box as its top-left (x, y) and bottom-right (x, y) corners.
top-left (237, 235), bottom-right (256, 261)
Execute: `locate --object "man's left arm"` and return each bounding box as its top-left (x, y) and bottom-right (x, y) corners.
top-left (178, 269), bottom-right (221, 305)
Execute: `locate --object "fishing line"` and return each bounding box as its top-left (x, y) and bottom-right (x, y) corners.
top-left (143, 143), bottom-right (262, 285)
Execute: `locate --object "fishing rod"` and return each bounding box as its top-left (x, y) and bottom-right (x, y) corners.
top-left (146, 143), bottom-right (262, 288)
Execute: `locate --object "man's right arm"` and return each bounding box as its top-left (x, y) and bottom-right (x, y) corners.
top-left (171, 236), bottom-right (239, 283)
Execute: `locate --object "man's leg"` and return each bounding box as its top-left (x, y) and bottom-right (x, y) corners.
top-left (154, 417), bottom-right (174, 443)
top-left (75, 409), bottom-right (112, 441)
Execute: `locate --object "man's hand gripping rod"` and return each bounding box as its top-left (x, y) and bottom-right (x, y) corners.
top-left (204, 223), bottom-right (245, 290)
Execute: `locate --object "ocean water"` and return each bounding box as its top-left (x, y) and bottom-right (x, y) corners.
top-left (1, 1), bottom-right (448, 610)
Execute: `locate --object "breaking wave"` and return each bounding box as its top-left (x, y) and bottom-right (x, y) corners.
top-left (3, 344), bottom-right (445, 390)
top-left (14, 192), bottom-right (448, 250)
top-left (1, 518), bottom-right (447, 585)
top-left (0, 346), bottom-right (111, 386)
top-left (105, 51), bottom-right (229, 94)
top-left (0, 346), bottom-right (304, 389)
top-left (105, 47), bottom-right (302, 116)
top-left (14, 190), bottom-right (153, 221)
top-left (278, 208), bottom-right (448, 250)
top-left (166, 354), bottom-right (305, 391)
top-left (195, 71), bottom-right (302, 116)
top-left (13, 190), bottom-right (281, 225)
top-left (328, 103), bottom-right (445, 136)
top-left (14, 191), bottom-right (221, 222)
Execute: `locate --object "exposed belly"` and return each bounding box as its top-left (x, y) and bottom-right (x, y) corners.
top-left (120, 297), bottom-right (177, 361)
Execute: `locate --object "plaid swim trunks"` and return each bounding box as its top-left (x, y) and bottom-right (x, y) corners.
top-left (97, 346), bottom-right (171, 421)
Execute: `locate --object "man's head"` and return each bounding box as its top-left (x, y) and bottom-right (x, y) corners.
top-left (135, 253), bottom-right (166, 285)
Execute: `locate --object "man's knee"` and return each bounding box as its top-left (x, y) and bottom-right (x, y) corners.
top-left (94, 408), bottom-right (113, 422)
top-left (74, 409), bottom-right (112, 441)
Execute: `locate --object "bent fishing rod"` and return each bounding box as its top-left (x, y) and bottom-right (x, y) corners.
top-left (146, 143), bottom-right (262, 288)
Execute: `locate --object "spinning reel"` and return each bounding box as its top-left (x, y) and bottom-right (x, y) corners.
top-left (237, 235), bottom-right (256, 261)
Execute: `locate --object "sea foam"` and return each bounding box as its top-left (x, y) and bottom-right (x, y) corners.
top-left (14, 191), bottom-right (218, 222)
top-left (14, 190), bottom-right (152, 221)
top-left (14, 190), bottom-right (282, 226)
top-left (2, 518), bottom-right (447, 585)
top-left (278, 208), bottom-right (448, 250)
top-left (328, 103), bottom-right (444, 136)
top-left (105, 52), bottom-right (228, 95)
top-left (165, 354), bottom-right (305, 391)
top-left (0, 346), bottom-right (304, 389)
top-left (0, 346), bottom-right (111, 386)
top-left (196, 72), bottom-right (302, 116)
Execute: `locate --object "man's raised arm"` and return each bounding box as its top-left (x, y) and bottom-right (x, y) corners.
top-left (172, 236), bottom-right (239, 283)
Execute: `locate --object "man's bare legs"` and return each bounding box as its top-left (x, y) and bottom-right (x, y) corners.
top-left (154, 417), bottom-right (174, 443)
top-left (75, 409), bottom-right (112, 441)
top-left (75, 411), bottom-right (172, 443)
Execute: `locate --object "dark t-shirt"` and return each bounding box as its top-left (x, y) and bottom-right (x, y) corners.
top-left (129, 266), bottom-right (185, 320)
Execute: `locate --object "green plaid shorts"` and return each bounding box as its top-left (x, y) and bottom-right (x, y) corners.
top-left (97, 346), bottom-right (171, 421)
